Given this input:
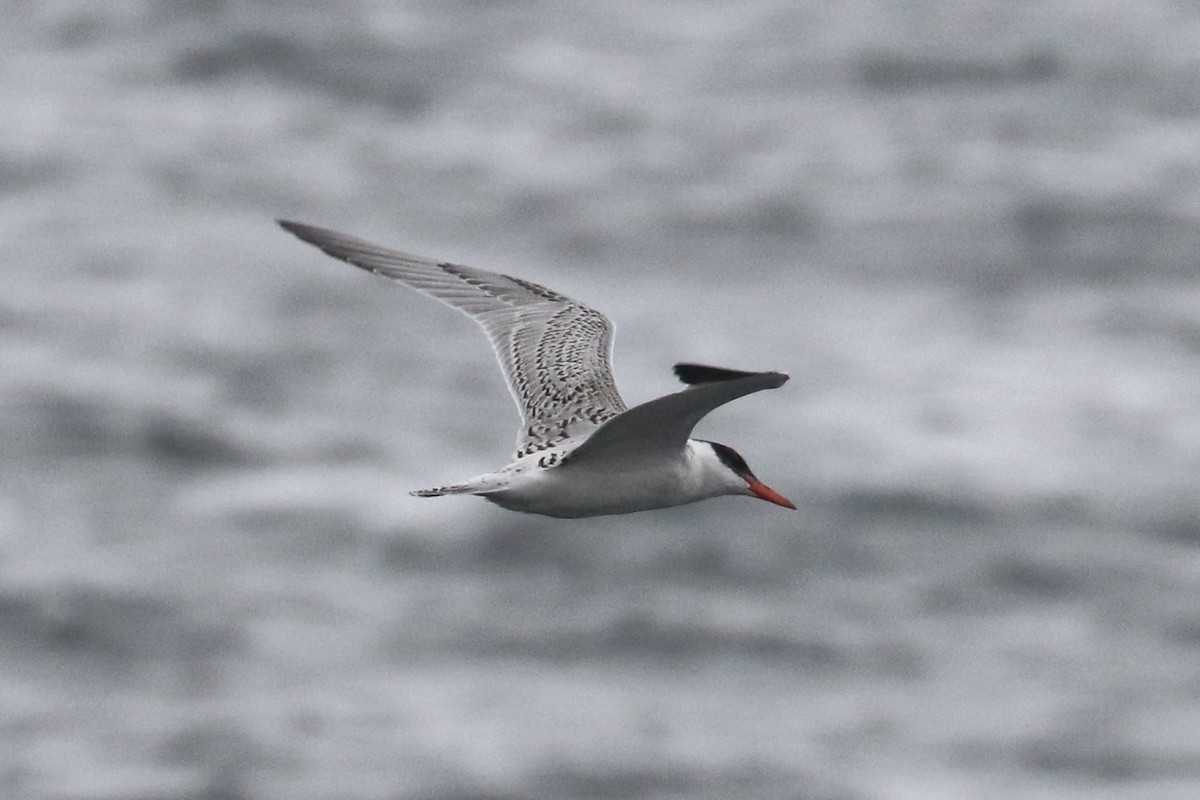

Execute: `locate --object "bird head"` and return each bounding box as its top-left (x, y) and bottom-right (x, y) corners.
top-left (701, 440), bottom-right (795, 509)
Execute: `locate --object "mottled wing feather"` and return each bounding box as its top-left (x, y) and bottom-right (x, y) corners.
top-left (278, 221), bottom-right (626, 457)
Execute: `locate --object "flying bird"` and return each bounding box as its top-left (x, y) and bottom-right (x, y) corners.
top-left (278, 220), bottom-right (794, 518)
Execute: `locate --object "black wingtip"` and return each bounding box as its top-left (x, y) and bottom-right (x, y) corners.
top-left (277, 219), bottom-right (319, 240)
top-left (276, 220), bottom-right (378, 274)
top-left (674, 363), bottom-right (782, 385)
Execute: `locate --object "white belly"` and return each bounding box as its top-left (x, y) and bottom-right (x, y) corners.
top-left (484, 460), bottom-right (704, 518)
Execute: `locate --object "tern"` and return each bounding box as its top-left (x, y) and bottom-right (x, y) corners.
top-left (279, 220), bottom-right (795, 518)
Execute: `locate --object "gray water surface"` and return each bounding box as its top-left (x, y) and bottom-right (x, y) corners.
top-left (2, 2), bottom-right (1200, 798)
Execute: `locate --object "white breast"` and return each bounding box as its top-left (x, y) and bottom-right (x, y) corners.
top-left (483, 440), bottom-right (735, 518)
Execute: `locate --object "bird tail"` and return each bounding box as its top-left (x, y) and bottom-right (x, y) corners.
top-left (410, 471), bottom-right (509, 497)
top-left (410, 483), bottom-right (478, 497)
top-left (410, 468), bottom-right (512, 498)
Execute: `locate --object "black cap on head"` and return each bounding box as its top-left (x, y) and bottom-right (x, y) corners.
top-left (703, 440), bottom-right (752, 478)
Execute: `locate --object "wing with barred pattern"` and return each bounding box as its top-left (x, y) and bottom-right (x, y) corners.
top-left (278, 220), bottom-right (627, 458)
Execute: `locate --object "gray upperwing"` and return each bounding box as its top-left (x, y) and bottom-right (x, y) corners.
top-left (563, 370), bottom-right (788, 465)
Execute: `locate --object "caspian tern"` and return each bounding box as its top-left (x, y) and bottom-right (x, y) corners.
top-left (279, 220), bottom-right (795, 518)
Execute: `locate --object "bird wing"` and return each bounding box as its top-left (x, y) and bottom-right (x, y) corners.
top-left (563, 364), bottom-right (788, 465)
top-left (278, 221), bottom-right (627, 458)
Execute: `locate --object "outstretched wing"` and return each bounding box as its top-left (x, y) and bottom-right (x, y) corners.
top-left (278, 221), bottom-right (627, 458)
top-left (563, 364), bottom-right (788, 464)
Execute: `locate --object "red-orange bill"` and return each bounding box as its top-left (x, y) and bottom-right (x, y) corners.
top-left (748, 479), bottom-right (796, 509)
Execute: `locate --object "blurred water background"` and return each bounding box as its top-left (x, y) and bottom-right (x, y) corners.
top-left (3, 1), bottom-right (1200, 798)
